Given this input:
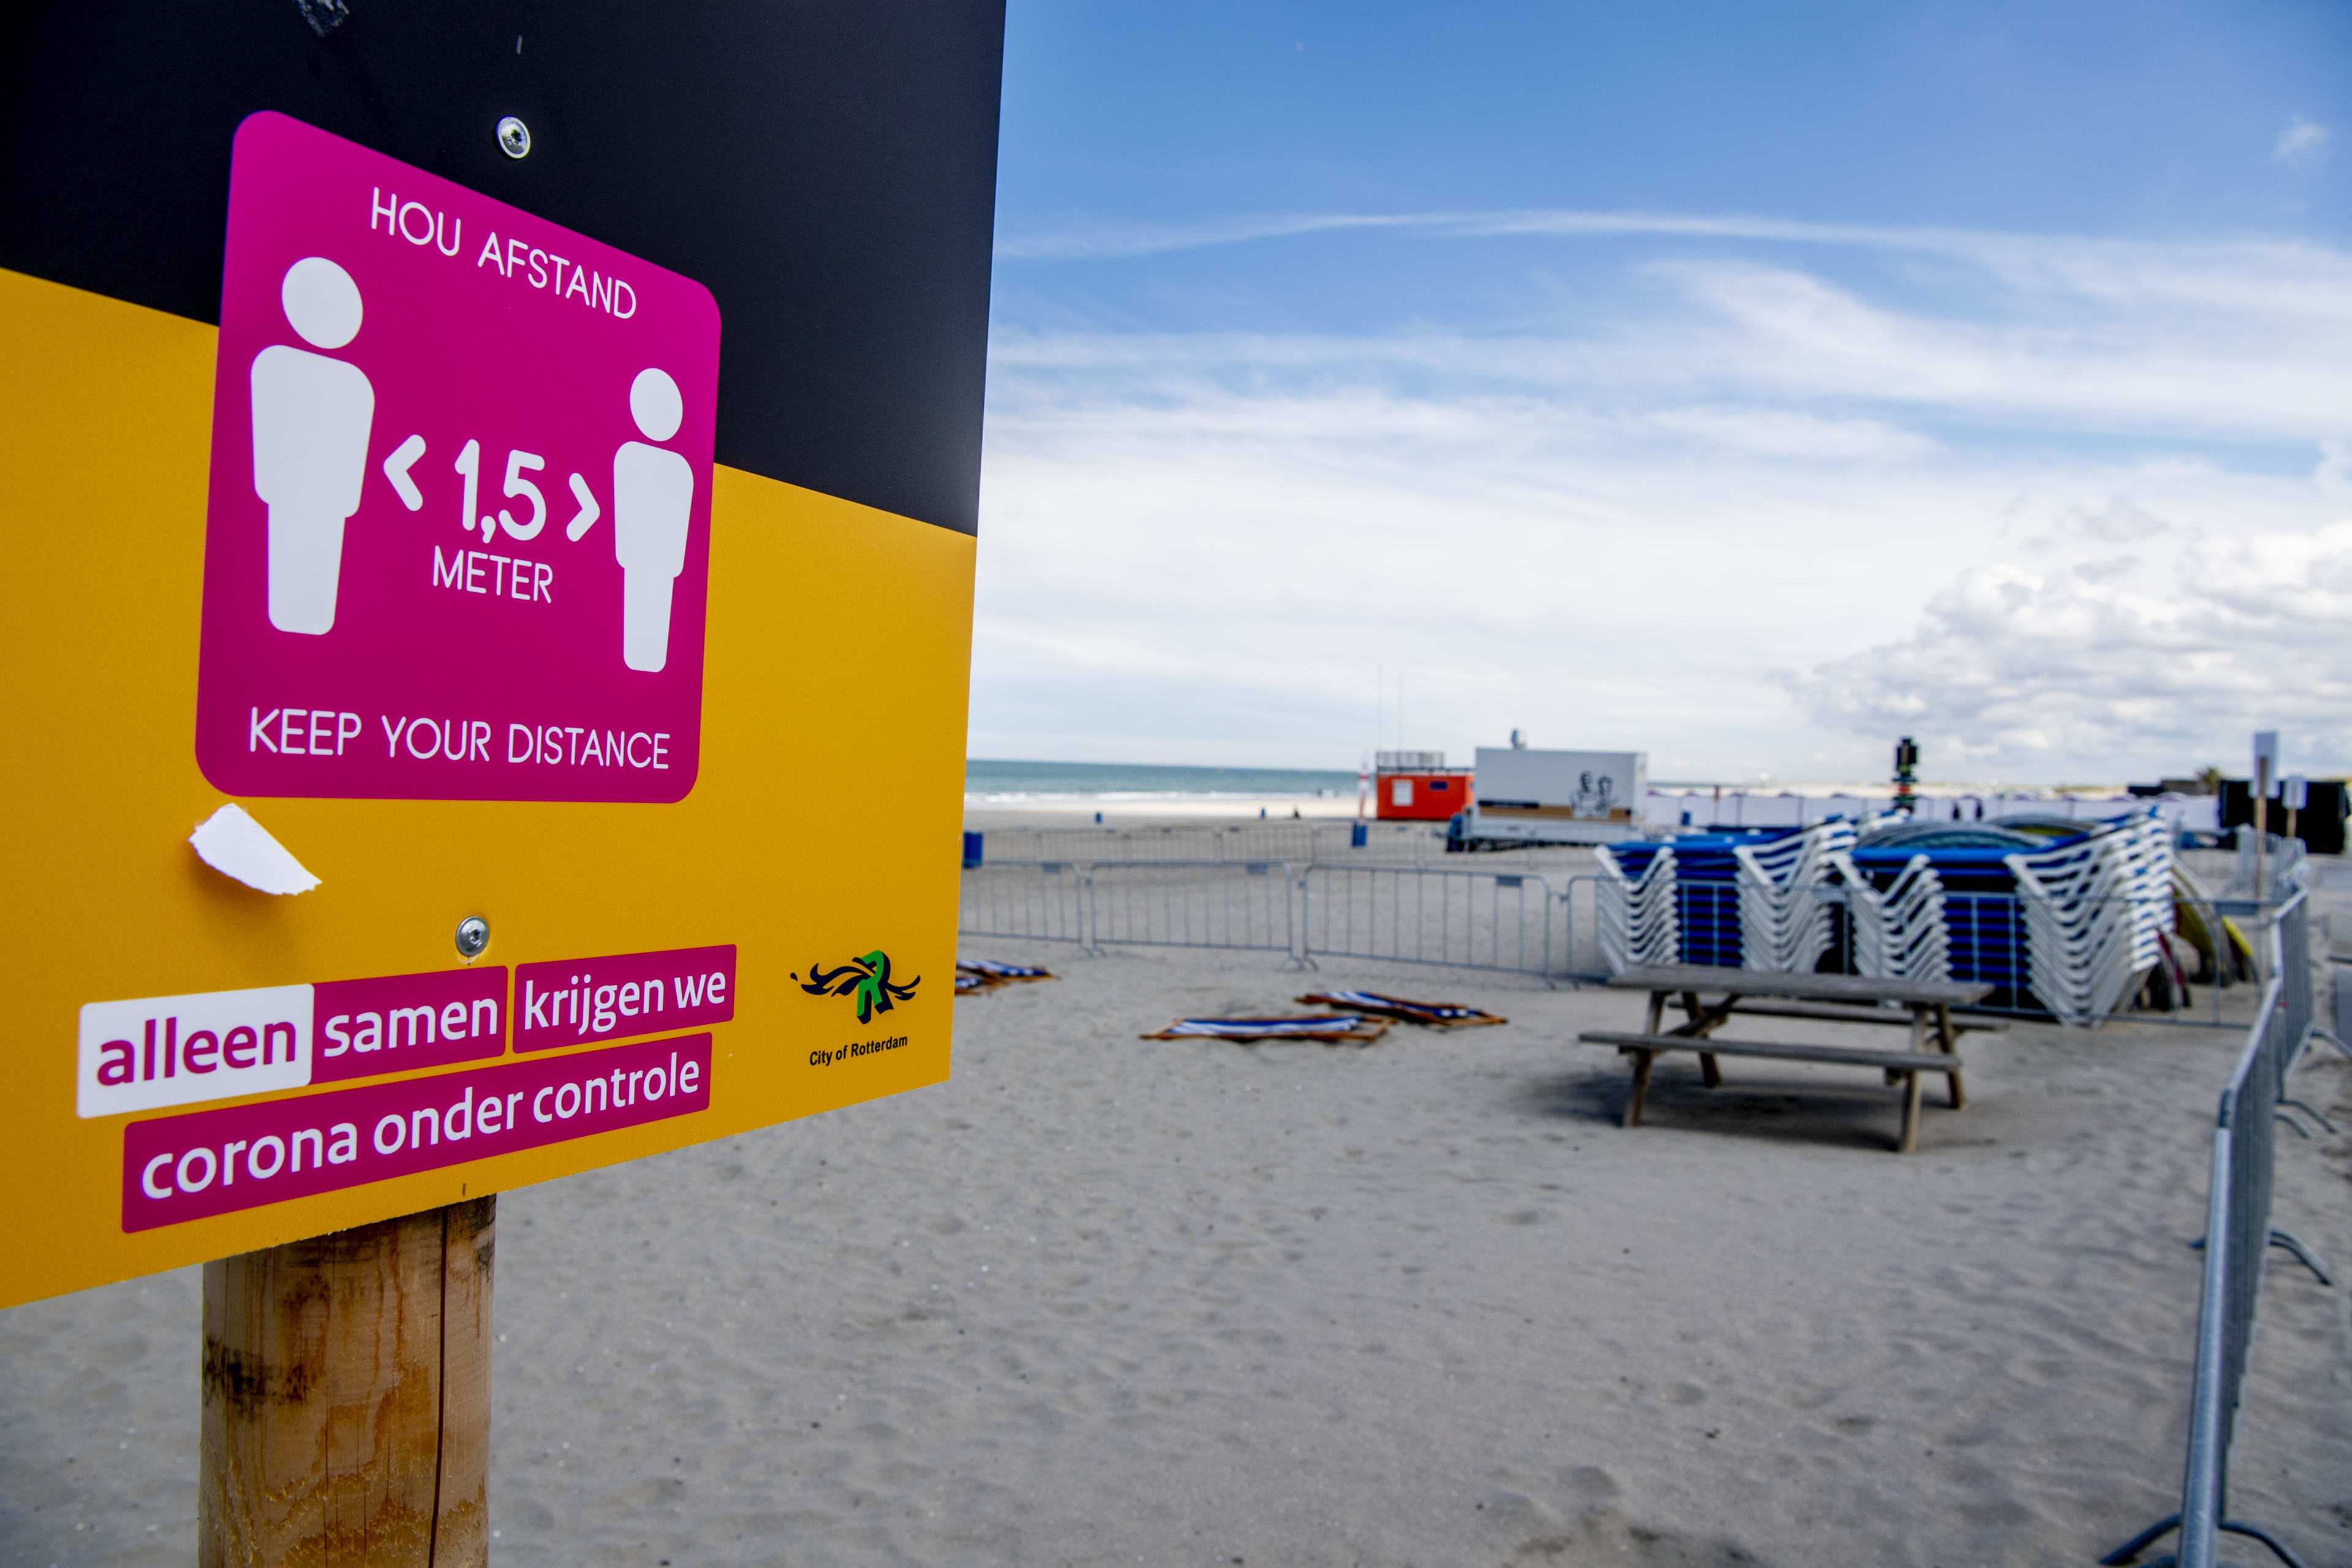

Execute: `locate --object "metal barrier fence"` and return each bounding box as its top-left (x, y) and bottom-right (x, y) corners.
top-left (2105, 891), bottom-right (2338, 1568)
top-left (967, 823), bottom-right (1616, 872)
top-left (960, 859), bottom-right (1578, 978)
top-left (2276, 894), bottom-right (2312, 1057)
top-left (959, 861), bottom-right (1301, 962)
top-left (970, 823), bottom-right (1449, 867)
top-left (957, 862), bottom-right (1089, 948)
top-left (961, 858), bottom-right (2321, 1027)
top-left (1083, 861), bottom-right (1296, 957)
top-left (1298, 864), bottom-right (1564, 976)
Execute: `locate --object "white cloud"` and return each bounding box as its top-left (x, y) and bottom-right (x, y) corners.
top-left (995, 211), bottom-right (1433, 260)
top-left (1638, 407), bottom-right (1930, 460)
top-left (975, 213), bottom-right (2352, 780)
top-left (2274, 115), bottom-right (2330, 168)
top-left (992, 239), bottom-right (2352, 445)
top-left (1002, 206), bottom-right (2352, 324)
top-left (1783, 523), bottom-right (2352, 776)
top-left (2059, 499), bottom-right (2169, 544)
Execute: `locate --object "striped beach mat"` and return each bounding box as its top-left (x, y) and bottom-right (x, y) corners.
top-left (1140, 1015), bottom-right (1392, 1043)
top-left (957, 959), bottom-right (1057, 982)
top-left (1296, 990), bottom-right (1507, 1028)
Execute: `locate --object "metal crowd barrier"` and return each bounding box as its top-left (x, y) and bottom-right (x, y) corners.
top-left (959, 857), bottom-right (2332, 1029)
top-left (2105, 890), bottom-right (2337, 1568)
top-left (956, 861), bottom-right (1090, 948)
top-left (960, 859), bottom-right (1578, 979)
top-left (967, 822), bottom-right (1453, 868)
top-left (1082, 860), bottom-right (1297, 959)
top-left (1298, 864), bottom-right (1564, 976)
top-left (974, 825), bottom-right (1324, 866)
top-left (959, 861), bottom-right (1300, 962)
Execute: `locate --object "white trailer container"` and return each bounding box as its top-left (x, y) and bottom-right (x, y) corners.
top-left (1458, 747), bottom-right (1649, 848)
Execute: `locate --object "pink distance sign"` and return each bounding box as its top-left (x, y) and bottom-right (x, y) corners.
top-left (194, 112), bottom-right (721, 802)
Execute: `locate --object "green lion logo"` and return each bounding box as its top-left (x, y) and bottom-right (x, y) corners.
top-left (796, 950), bottom-right (919, 1024)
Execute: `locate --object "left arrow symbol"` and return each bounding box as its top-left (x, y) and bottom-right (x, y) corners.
top-left (383, 434), bottom-right (427, 510)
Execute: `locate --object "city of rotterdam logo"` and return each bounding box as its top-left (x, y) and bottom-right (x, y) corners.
top-left (796, 951), bottom-right (919, 1025)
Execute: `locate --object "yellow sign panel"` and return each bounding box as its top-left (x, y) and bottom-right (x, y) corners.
top-left (0, 266), bottom-right (973, 1308)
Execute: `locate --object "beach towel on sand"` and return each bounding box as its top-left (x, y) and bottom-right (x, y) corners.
top-left (957, 959), bottom-right (1057, 982)
top-left (1141, 1015), bottom-right (1392, 1043)
top-left (1295, 990), bottom-right (1506, 1028)
top-left (955, 971), bottom-right (1001, 995)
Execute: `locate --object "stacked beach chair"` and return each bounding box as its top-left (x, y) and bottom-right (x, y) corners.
top-left (1602, 811), bottom-right (2175, 1024)
top-left (1832, 850), bottom-right (1951, 983)
top-left (1836, 810), bottom-right (2174, 1024)
top-left (1597, 821), bottom-right (1853, 974)
top-left (1596, 841), bottom-right (1679, 973)
top-left (1733, 819), bottom-right (1858, 974)
top-left (1845, 840), bottom-right (2029, 1001)
top-left (2002, 813), bottom-right (2174, 1027)
top-left (1664, 835), bottom-right (1747, 967)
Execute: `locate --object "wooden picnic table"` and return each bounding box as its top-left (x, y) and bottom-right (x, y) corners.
top-left (1582, 965), bottom-right (1997, 1153)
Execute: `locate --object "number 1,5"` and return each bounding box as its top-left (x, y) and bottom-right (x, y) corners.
top-left (454, 439), bottom-right (601, 545)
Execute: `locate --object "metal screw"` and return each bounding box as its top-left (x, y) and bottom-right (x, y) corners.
top-left (455, 917), bottom-right (491, 959)
top-left (496, 116), bottom-right (531, 159)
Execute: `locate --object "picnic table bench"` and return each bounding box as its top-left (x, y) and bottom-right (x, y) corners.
top-left (1578, 965), bottom-right (1996, 1153)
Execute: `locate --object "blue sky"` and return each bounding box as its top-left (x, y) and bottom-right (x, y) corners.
top-left (970, 2), bottom-right (2352, 783)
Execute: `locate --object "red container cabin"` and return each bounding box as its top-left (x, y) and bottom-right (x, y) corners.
top-left (1374, 752), bottom-right (1473, 821)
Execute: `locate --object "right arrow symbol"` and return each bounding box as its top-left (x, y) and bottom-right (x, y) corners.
top-left (564, 473), bottom-right (601, 541)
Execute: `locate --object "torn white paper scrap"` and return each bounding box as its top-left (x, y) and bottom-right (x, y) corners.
top-left (189, 804), bottom-right (321, 895)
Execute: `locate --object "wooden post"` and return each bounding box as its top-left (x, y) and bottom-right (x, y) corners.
top-left (1897, 1069), bottom-right (1923, 1154)
top-left (200, 1197), bottom-right (494, 1567)
top-left (1936, 1001), bottom-right (1965, 1109)
top-left (2253, 756), bottom-right (2270, 903)
top-left (1623, 1049), bottom-right (1654, 1128)
top-left (1679, 990), bottom-right (1722, 1087)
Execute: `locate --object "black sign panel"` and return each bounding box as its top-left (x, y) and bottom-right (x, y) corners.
top-left (0, 0), bottom-right (1005, 535)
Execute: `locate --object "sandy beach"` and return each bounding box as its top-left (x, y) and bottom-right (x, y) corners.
top-left (8, 932), bottom-right (2352, 1566)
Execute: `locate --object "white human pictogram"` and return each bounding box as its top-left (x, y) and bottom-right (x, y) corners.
top-left (612, 368), bottom-right (693, 672)
top-left (251, 257), bottom-right (375, 635)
